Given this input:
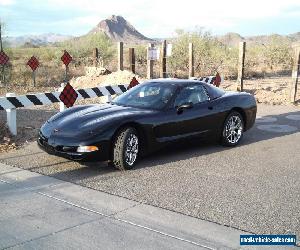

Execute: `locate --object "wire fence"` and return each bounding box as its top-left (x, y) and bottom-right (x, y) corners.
top-left (0, 41), bottom-right (298, 103)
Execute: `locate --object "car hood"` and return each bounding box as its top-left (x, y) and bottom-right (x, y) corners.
top-left (41, 103), bottom-right (154, 138)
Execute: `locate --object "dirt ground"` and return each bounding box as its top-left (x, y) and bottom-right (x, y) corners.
top-left (222, 77), bottom-right (299, 105)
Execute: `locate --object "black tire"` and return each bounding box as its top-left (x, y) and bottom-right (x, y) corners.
top-left (112, 127), bottom-right (139, 170)
top-left (221, 111), bottom-right (244, 147)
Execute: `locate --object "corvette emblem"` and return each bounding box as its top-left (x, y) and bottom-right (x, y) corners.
top-left (53, 128), bottom-right (59, 133)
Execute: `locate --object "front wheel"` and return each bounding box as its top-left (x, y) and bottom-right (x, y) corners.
top-left (112, 127), bottom-right (139, 170)
top-left (221, 111), bottom-right (244, 146)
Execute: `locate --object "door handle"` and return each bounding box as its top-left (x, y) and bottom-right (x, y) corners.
top-left (208, 106), bottom-right (213, 110)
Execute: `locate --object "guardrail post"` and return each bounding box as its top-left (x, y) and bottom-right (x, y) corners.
top-left (106, 95), bottom-right (112, 103)
top-left (6, 93), bottom-right (17, 136)
top-left (59, 82), bottom-right (66, 112)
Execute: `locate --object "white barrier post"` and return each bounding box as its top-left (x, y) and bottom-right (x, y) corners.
top-left (6, 93), bottom-right (17, 136)
top-left (59, 82), bottom-right (66, 112)
top-left (106, 95), bottom-right (112, 103)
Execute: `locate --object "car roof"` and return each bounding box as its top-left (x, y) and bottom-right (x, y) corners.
top-left (144, 78), bottom-right (203, 86)
top-left (143, 78), bottom-right (225, 99)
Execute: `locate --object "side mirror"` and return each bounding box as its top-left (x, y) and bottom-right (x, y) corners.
top-left (176, 102), bottom-right (193, 114)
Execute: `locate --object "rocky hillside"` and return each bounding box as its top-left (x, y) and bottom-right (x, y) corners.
top-left (89, 15), bottom-right (152, 43)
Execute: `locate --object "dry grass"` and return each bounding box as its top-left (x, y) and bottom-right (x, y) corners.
top-left (0, 121), bottom-right (17, 153)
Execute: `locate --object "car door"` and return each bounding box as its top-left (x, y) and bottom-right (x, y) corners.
top-left (153, 84), bottom-right (217, 141)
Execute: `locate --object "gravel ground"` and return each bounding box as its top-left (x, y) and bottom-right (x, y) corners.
top-left (0, 104), bottom-right (300, 238)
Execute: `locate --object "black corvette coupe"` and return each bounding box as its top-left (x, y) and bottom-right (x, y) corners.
top-left (38, 79), bottom-right (256, 170)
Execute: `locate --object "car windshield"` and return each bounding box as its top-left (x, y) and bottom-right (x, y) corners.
top-left (112, 82), bottom-right (177, 110)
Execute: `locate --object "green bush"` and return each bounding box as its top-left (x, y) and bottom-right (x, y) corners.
top-left (59, 33), bottom-right (115, 65)
top-left (169, 28), bottom-right (239, 78)
top-left (262, 35), bottom-right (293, 71)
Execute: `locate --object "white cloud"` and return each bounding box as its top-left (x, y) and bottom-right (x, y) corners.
top-left (42, 0), bottom-right (300, 36)
top-left (0, 0), bottom-right (14, 6)
top-left (3, 0), bottom-right (300, 36)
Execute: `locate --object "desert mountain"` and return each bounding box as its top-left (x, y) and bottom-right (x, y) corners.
top-left (218, 32), bottom-right (300, 47)
top-left (4, 15), bottom-right (299, 48)
top-left (4, 33), bottom-right (73, 47)
top-left (89, 15), bottom-right (152, 43)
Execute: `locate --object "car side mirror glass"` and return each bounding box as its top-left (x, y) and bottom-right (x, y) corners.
top-left (176, 102), bottom-right (193, 114)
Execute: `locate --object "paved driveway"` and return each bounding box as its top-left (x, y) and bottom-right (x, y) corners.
top-left (0, 104), bottom-right (299, 238)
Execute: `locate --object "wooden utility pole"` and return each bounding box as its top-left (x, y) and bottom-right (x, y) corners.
top-left (0, 23), bottom-right (3, 51)
top-left (160, 40), bottom-right (167, 78)
top-left (128, 48), bottom-right (135, 73)
top-left (0, 23), bottom-right (5, 87)
top-left (189, 43), bottom-right (194, 78)
top-left (147, 43), bottom-right (154, 79)
top-left (237, 41), bottom-right (246, 91)
top-left (118, 42), bottom-right (123, 71)
top-left (290, 47), bottom-right (300, 103)
top-left (93, 48), bottom-right (99, 67)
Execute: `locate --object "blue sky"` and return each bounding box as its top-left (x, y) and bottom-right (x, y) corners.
top-left (0, 0), bottom-right (300, 37)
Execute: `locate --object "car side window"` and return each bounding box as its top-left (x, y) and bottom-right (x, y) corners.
top-left (174, 85), bottom-right (209, 107)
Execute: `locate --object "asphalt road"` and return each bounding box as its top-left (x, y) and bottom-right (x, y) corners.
top-left (0, 104), bottom-right (300, 238)
top-left (1, 163), bottom-right (257, 250)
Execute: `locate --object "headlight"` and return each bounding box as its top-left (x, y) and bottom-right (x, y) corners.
top-left (77, 145), bottom-right (99, 153)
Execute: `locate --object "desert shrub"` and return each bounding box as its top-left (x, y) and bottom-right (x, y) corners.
top-left (169, 28), bottom-right (239, 78)
top-left (169, 29), bottom-right (294, 79)
top-left (243, 36), bottom-right (293, 77)
top-left (262, 35), bottom-right (293, 72)
top-left (59, 33), bottom-right (115, 65)
top-left (134, 45), bottom-right (147, 65)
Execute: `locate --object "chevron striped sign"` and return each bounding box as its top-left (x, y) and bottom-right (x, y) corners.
top-left (192, 73), bottom-right (222, 87)
top-left (0, 84), bottom-right (129, 110)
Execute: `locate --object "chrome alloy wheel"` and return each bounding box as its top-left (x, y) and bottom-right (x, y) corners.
top-left (125, 134), bottom-right (139, 166)
top-left (224, 115), bottom-right (243, 144)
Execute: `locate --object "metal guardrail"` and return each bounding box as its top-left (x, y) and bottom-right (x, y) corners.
top-left (0, 76), bottom-right (219, 136)
top-left (1, 83), bottom-right (129, 135)
top-left (0, 84), bottom-right (129, 110)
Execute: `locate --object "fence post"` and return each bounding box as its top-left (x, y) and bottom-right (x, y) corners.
top-left (189, 43), bottom-right (194, 78)
top-left (129, 48), bottom-right (135, 73)
top-left (237, 41), bottom-right (246, 91)
top-left (118, 42), bottom-right (124, 71)
top-left (93, 48), bottom-right (99, 67)
top-left (290, 47), bottom-right (300, 103)
top-left (0, 23), bottom-right (6, 89)
top-left (59, 82), bottom-right (66, 112)
top-left (147, 43), bottom-right (154, 79)
top-left (32, 70), bottom-right (36, 87)
top-left (160, 40), bottom-right (167, 78)
top-left (6, 93), bottom-right (17, 136)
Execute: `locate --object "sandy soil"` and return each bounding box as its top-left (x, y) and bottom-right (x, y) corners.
top-left (222, 77), bottom-right (299, 105)
top-left (70, 69), bottom-right (144, 89)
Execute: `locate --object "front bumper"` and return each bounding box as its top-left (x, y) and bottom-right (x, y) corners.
top-left (37, 132), bottom-right (110, 162)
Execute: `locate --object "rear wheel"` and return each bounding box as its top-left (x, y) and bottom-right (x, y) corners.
top-left (221, 111), bottom-right (244, 146)
top-left (112, 127), bottom-right (139, 170)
